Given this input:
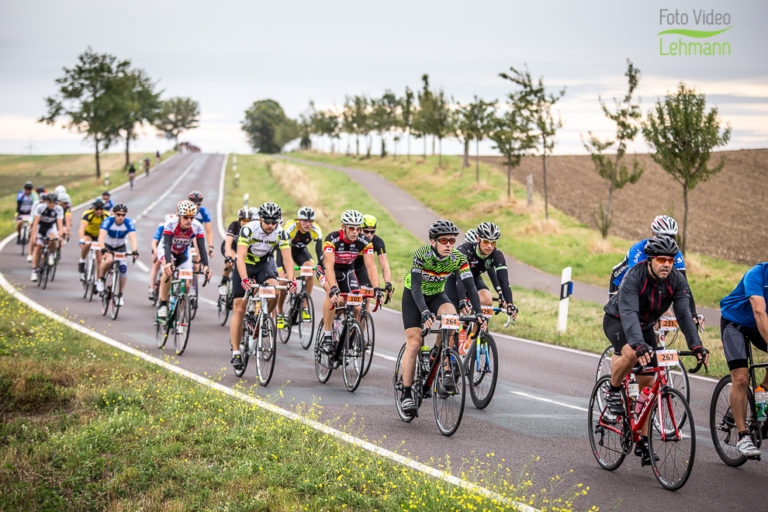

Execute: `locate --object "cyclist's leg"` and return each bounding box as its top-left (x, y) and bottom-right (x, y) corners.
top-left (31, 232), bottom-right (45, 269)
top-left (435, 297), bottom-right (458, 350)
top-left (116, 246), bottom-right (129, 292)
top-left (258, 262), bottom-right (279, 315)
top-left (475, 277), bottom-right (493, 306)
top-left (149, 257), bottom-right (161, 292)
top-left (722, 318), bottom-right (753, 432)
top-left (98, 250), bottom-right (114, 280)
top-left (401, 287), bottom-right (428, 388)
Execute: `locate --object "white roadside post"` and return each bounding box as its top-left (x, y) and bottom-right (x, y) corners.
top-left (243, 193), bottom-right (249, 208)
top-left (557, 267), bottom-right (573, 333)
top-left (104, 172), bottom-right (110, 187)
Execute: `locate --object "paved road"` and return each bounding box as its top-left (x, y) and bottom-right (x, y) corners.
top-left (2, 153), bottom-right (762, 511)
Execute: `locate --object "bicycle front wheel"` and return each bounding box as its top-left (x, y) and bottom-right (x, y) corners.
top-left (342, 319), bottom-right (365, 392)
top-left (255, 314), bottom-right (276, 386)
top-left (709, 375), bottom-right (748, 467)
top-left (648, 387), bottom-right (696, 490)
top-left (217, 293), bottom-right (230, 326)
top-left (101, 273), bottom-right (111, 316)
top-left (234, 318), bottom-right (251, 378)
top-left (467, 332), bottom-right (499, 409)
top-left (595, 345), bottom-right (614, 382)
top-left (360, 310), bottom-right (375, 377)
top-left (298, 293), bottom-right (315, 350)
top-left (314, 328), bottom-right (332, 383)
top-left (40, 260), bottom-right (49, 289)
top-left (433, 348), bottom-right (466, 436)
top-left (110, 270), bottom-right (121, 320)
top-left (173, 297), bottom-right (191, 356)
top-left (393, 343), bottom-right (416, 423)
top-left (588, 376), bottom-right (630, 471)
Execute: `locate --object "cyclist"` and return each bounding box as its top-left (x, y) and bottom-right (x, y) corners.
top-left (603, 236), bottom-right (708, 465)
top-left (229, 202), bottom-right (296, 371)
top-left (317, 209), bottom-right (381, 354)
top-left (144, 157), bottom-right (150, 176)
top-left (28, 194), bottom-right (64, 282)
top-left (219, 207), bottom-right (252, 296)
top-left (101, 191), bottom-right (114, 212)
top-left (719, 262), bottom-right (768, 458)
top-left (354, 214), bottom-right (393, 299)
top-left (463, 228), bottom-right (478, 244)
top-left (15, 181), bottom-right (35, 244)
top-left (57, 192), bottom-right (72, 240)
top-left (189, 191), bottom-right (215, 261)
top-left (128, 164), bottom-right (137, 189)
top-left (78, 199), bottom-right (111, 280)
top-left (149, 214), bottom-right (177, 301)
top-left (399, 219), bottom-right (487, 416)
top-left (96, 204), bottom-right (138, 304)
top-left (275, 206), bottom-right (323, 327)
top-left (156, 200), bottom-right (210, 320)
top-left (445, 221), bottom-right (517, 319)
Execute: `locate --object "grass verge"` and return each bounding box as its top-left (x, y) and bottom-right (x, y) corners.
top-left (287, 152), bottom-right (749, 309)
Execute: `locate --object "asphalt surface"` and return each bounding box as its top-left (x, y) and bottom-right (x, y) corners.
top-left (2, 153), bottom-right (763, 511)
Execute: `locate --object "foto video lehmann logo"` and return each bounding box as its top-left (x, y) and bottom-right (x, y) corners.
top-left (658, 8), bottom-right (732, 56)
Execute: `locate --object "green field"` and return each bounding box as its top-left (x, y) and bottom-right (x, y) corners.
top-left (287, 152), bottom-right (749, 309)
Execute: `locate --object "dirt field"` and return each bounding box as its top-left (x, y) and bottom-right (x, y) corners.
top-left (480, 149), bottom-right (767, 265)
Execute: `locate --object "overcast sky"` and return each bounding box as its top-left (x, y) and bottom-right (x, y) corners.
top-left (1, 0), bottom-right (765, 155)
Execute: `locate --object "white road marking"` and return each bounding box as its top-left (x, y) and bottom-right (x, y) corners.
top-left (510, 390), bottom-right (588, 412)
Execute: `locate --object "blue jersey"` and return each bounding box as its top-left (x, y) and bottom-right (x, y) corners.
top-left (153, 224), bottom-right (164, 241)
top-left (100, 216), bottom-right (136, 248)
top-left (16, 190), bottom-right (35, 215)
top-left (195, 205), bottom-right (211, 224)
top-left (721, 263), bottom-right (768, 329)
top-left (102, 198), bottom-right (114, 212)
top-left (612, 238), bottom-right (686, 288)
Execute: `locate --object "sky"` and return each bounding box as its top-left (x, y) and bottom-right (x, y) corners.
top-left (1, 0), bottom-right (766, 156)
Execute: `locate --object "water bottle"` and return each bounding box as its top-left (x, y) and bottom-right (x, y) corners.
top-left (755, 386), bottom-right (767, 422)
top-left (627, 374), bottom-right (639, 400)
top-left (169, 295), bottom-right (177, 310)
top-left (634, 386), bottom-right (651, 416)
top-left (419, 345), bottom-right (431, 374)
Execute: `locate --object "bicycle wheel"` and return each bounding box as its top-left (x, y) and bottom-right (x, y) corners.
top-left (467, 332), bottom-right (499, 409)
top-left (255, 314), bottom-right (276, 386)
top-left (360, 310), bottom-right (375, 377)
top-left (588, 376), bottom-right (630, 471)
top-left (40, 259), bottom-right (49, 289)
top-left (155, 315), bottom-right (165, 348)
top-left (277, 310), bottom-right (291, 344)
top-left (20, 225), bottom-right (28, 255)
top-left (710, 375), bottom-right (748, 467)
top-left (298, 294), bottom-right (315, 350)
top-left (101, 272), bottom-right (112, 316)
top-left (595, 345), bottom-right (614, 382)
top-left (342, 319), bottom-right (365, 392)
top-left (217, 293), bottom-right (230, 326)
top-left (50, 250), bottom-right (58, 282)
top-left (652, 363), bottom-right (689, 432)
top-left (393, 343), bottom-right (416, 423)
top-left (234, 317), bottom-right (251, 378)
top-left (110, 270), bottom-right (122, 320)
top-left (314, 328), bottom-right (332, 383)
top-left (173, 296), bottom-right (191, 356)
top-left (189, 276), bottom-right (199, 320)
top-left (433, 348), bottom-right (466, 436)
top-left (648, 387), bottom-right (696, 490)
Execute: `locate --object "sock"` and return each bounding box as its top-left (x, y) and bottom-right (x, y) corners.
top-left (609, 384), bottom-right (621, 393)
top-left (79, 258), bottom-right (85, 263)
top-left (739, 431), bottom-right (748, 440)
top-left (232, 350), bottom-right (240, 357)
top-left (323, 330), bottom-right (332, 337)
top-left (159, 300), bottom-right (168, 307)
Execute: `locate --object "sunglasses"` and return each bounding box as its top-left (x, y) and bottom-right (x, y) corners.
top-left (114, 213), bottom-right (126, 217)
top-left (262, 219), bottom-right (278, 226)
top-left (346, 226), bottom-right (362, 232)
top-left (362, 229), bottom-right (375, 235)
top-left (436, 237), bottom-right (456, 245)
top-left (480, 239), bottom-right (497, 246)
top-left (653, 256), bottom-right (674, 264)
top-left (181, 215), bottom-right (194, 220)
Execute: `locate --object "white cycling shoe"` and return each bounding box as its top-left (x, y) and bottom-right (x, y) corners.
top-left (96, 279), bottom-right (105, 293)
top-left (737, 436), bottom-right (761, 458)
top-left (30, 271), bottom-right (38, 282)
top-left (26, 254), bottom-right (32, 263)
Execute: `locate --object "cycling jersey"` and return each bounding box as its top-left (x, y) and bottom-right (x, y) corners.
top-left (284, 220), bottom-right (323, 254)
top-left (161, 218), bottom-right (206, 262)
top-left (34, 203), bottom-right (63, 228)
top-left (237, 220), bottom-right (290, 265)
top-left (102, 198), bottom-right (114, 212)
top-left (721, 263), bottom-right (768, 329)
top-left (321, 230), bottom-right (373, 270)
top-left (195, 205), bottom-right (212, 225)
top-left (16, 191), bottom-right (34, 215)
top-left (100, 216), bottom-right (136, 249)
top-left (611, 238), bottom-right (685, 288)
top-left (604, 263), bottom-right (701, 351)
top-left (449, 242), bottom-right (513, 304)
top-left (152, 224), bottom-right (164, 241)
top-left (82, 209), bottom-right (111, 238)
top-left (225, 220), bottom-right (242, 251)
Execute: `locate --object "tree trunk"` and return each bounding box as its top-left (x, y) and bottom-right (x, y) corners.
top-left (476, 138), bottom-right (480, 183)
top-left (507, 164), bottom-right (511, 199)
top-left (366, 135), bottom-right (372, 158)
top-left (406, 130), bottom-right (411, 160)
top-left (124, 130), bottom-right (131, 169)
top-left (431, 135), bottom-right (435, 156)
top-left (355, 135), bottom-right (360, 156)
top-left (603, 180), bottom-right (615, 239)
top-left (94, 136), bottom-right (101, 179)
top-left (462, 138), bottom-right (469, 169)
top-left (438, 138), bottom-right (443, 167)
top-left (542, 150), bottom-right (549, 220)
top-left (423, 136), bottom-right (426, 159)
top-left (682, 181), bottom-right (689, 255)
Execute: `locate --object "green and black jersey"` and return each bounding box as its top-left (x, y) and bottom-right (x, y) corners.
top-left (404, 245), bottom-right (472, 296)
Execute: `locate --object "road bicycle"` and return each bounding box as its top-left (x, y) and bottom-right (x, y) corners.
top-left (357, 285), bottom-right (383, 377)
top-left (276, 266), bottom-right (316, 349)
top-left (710, 337), bottom-right (768, 466)
top-left (234, 282), bottom-right (287, 386)
top-left (217, 278), bottom-right (234, 326)
top-left (156, 268), bottom-right (208, 356)
top-left (82, 243), bottom-right (100, 302)
top-left (588, 350), bottom-right (703, 490)
top-left (100, 250), bottom-right (135, 320)
top-left (36, 241), bottom-right (57, 290)
top-left (17, 215), bottom-right (30, 255)
top-left (313, 292), bottom-right (367, 392)
top-left (393, 314), bottom-right (477, 436)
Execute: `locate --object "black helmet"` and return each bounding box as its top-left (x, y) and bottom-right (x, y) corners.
top-left (36, 186), bottom-right (45, 194)
top-left (258, 202), bottom-right (281, 221)
top-left (43, 193), bottom-right (56, 202)
top-left (24, 181), bottom-right (33, 190)
top-left (428, 219), bottom-right (460, 240)
top-left (92, 199), bottom-right (105, 209)
top-left (102, 190), bottom-right (111, 197)
top-left (112, 203), bottom-right (128, 213)
top-left (188, 191), bottom-right (203, 204)
top-left (644, 236), bottom-right (679, 257)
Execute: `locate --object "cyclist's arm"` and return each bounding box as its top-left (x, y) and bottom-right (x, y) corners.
top-left (363, 252), bottom-right (379, 289)
top-left (224, 234), bottom-right (236, 259)
top-left (409, 270), bottom-right (429, 313)
top-left (458, 269), bottom-right (482, 313)
top-left (128, 231), bottom-right (138, 253)
top-left (280, 246), bottom-right (296, 281)
top-left (151, 239), bottom-right (158, 254)
top-left (29, 214), bottom-right (39, 240)
top-left (204, 222), bottom-right (213, 252)
top-left (378, 252), bottom-right (392, 284)
top-left (195, 235), bottom-right (209, 267)
top-left (162, 233), bottom-right (173, 264)
top-left (78, 219), bottom-right (88, 241)
top-left (314, 237), bottom-right (323, 263)
top-left (492, 251), bottom-right (514, 305)
top-left (16, 197), bottom-right (22, 214)
top-left (64, 212), bottom-right (72, 231)
top-left (97, 227), bottom-right (107, 248)
top-left (678, 269), bottom-right (699, 318)
top-left (235, 243), bottom-right (249, 281)
top-left (56, 213), bottom-right (63, 234)
top-left (323, 251), bottom-right (339, 290)
top-left (750, 296), bottom-right (768, 341)
top-left (616, 274), bottom-right (647, 349)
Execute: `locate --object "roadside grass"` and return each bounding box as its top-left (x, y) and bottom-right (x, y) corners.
top-left (0, 152), bottom-right (171, 238)
top-left (288, 152), bottom-right (749, 309)
top-left (0, 290), bottom-right (594, 511)
top-left (234, 154), bottom-right (737, 378)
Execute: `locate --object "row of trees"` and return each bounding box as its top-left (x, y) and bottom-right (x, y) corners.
top-left (41, 47), bottom-right (200, 178)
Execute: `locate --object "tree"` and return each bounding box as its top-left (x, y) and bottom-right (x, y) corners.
top-left (115, 68), bottom-right (162, 168)
top-left (432, 90), bottom-right (452, 167)
top-left (154, 97), bottom-right (200, 147)
top-left (401, 87), bottom-right (415, 159)
top-left (487, 107), bottom-right (535, 199)
top-left (241, 99), bottom-right (297, 154)
top-left (583, 59), bottom-right (644, 238)
top-left (371, 91), bottom-right (398, 157)
top-left (642, 83), bottom-right (731, 254)
top-left (413, 74), bottom-right (434, 159)
top-left (499, 65), bottom-right (565, 219)
top-left (457, 96), bottom-right (496, 181)
top-left (343, 95), bottom-right (369, 156)
top-left (40, 47), bottom-right (130, 178)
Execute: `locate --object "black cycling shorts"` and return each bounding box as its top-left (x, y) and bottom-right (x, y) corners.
top-left (721, 317), bottom-right (768, 371)
top-left (603, 314), bottom-right (657, 356)
top-left (402, 287), bottom-right (452, 330)
top-left (444, 274), bottom-right (487, 308)
top-left (232, 259), bottom-right (278, 299)
top-left (276, 246), bottom-right (313, 271)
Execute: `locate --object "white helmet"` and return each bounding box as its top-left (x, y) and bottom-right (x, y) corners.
top-left (297, 206), bottom-right (316, 221)
top-left (340, 209), bottom-right (364, 227)
top-left (476, 222), bottom-right (501, 241)
top-left (651, 215), bottom-right (678, 237)
top-left (54, 185), bottom-right (67, 199)
top-left (58, 193), bottom-right (71, 204)
top-left (164, 214), bottom-right (178, 224)
top-left (464, 228), bottom-right (478, 244)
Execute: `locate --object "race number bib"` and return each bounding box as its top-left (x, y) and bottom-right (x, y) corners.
top-left (440, 314), bottom-right (460, 330)
top-left (259, 286), bottom-right (276, 298)
top-left (481, 306), bottom-right (494, 318)
top-left (178, 269), bottom-right (193, 280)
top-left (114, 252), bottom-right (127, 261)
top-left (659, 317), bottom-right (678, 331)
top-left (346, 293), bottom-right (364, 305)
top-left (300, 266), bottom-right (314, 277)
top-left (360, 286), bottom-right (374, 298)
top-left (656, 350), bottom-right (679, 367)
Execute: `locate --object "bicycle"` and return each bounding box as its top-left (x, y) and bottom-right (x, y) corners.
top-left (100, 250), bottom-right (136, 320)
top-left (313, 292), bottom-right (367, 392)
top-left (188, 246), bottom-right (200, 320)
top-left (234, 282), bottom-right (287, 386)
top-left (217, 278), bottom-right (234, 326)
top-left (155, 268), bottom-right (208, 356)
top-left (393, 314), bottom-right (476, 436)
top-left (48, 241), bottom-right (61, 283)
top-left (18, 215), bottom-right (30, 255)
top-left (358, 285), bottom-right (383, 377)
top-left (82, 243), bottom-right (100, 302)
top-left (276, 266), bottom-right (316, 349)
top-left (36, 242), bottom-right (53, 290)
top-left (710, 338), bottom-right (768, 466)
top-left (588, 350), bottom-right (703, 490)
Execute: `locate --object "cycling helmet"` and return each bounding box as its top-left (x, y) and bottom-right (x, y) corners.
top-left (362, 214), bottom-right (378, 229)
top-left (112, 203), bottom-right (128, 214)
top-left (36, 187), bottom-right (45, 194)
top-left (42, 193), bottom-right (56, 202)
top-left (428, 219), bottom-right (460, 240)
top-left (258, 202), bottom-right (282, 221)
top-left (58, 193), bottom-right (71, 204)
top-left (102, 190), bottom-right (111, 197)
top-left (297, 206), bottom-right (316, 221)
top-left (54, 185), bottom-right (66, 197)
top-left (248, 207), bottom-right (259, 220)
top-left (188, 191), bottom-right (204, 204)
top-left (177, 199), bottom-right (197, 216)
top-left (644, 236), bottom-right (679, 257)
top-left (651, 215), bottom-right (678, 237)
top-left (164, 214), bottom-right (178, 224)
top-left (476, 221), bottom-right (501, 241)
top-left (91, 199), bottom-right (105, 209)
top-left (340, 209), bottom-right (364, 226)
top-left (237, 207), bottom-right (249, 220)
top-left (24, 181), bottom-right (33, 190)
top-left (464, 228), bottom-right (478, 244)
